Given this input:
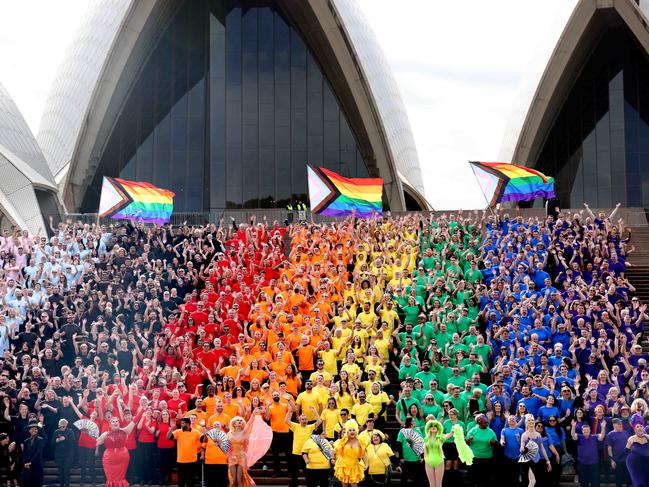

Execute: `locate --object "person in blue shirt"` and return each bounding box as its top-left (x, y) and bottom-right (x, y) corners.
top-left (529, 261), bottom-right (551, 290)
top-left (557, 386), bottom-right (575, 422)
top-left (500, 415), bottom-right (523, 486)
top-left (517, 385), bottom-right (540, 417)
top-left (538, 395), bottom-right (560, 422)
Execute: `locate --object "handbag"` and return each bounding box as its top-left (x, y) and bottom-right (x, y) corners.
top-left (560, 452), bottom-right (575, 475)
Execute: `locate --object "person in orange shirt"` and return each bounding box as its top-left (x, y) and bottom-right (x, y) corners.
top-left (216, 355), bottom-right (241, 385)
top-left (183, 398), bottom-right (209, 426)
top-left (222, 392), bottom-right (242, 419)
top-left (295, 335), bottom-right (317, 374)
top-left (245, 360), bottom-right (269, 386)
top-left (264, 390), bottom-right (291, 477)
top-left (207, 400), bottom-right (231, 429)
top-left (169, 418), bottom-right (203, 487)
top-left (203, 421), bottom-right (229, 487)
top-left (284, 364), bottom-right (302, 398)
top-left (203, 385), bottom-right (218, 416)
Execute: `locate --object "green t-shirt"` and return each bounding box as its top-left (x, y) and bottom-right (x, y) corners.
top-left (447, 374), bottom-right (468, 390)
top-left (413, 323), bottom-right (435, 349)
top-left (467, 426), bottom-right (497, 458)
top-left (396, 397), bottom-right (422, 422)
top-left (433, 364), bottom-right (453, 391)
top-left (398, 429), bottom-right (422, 461)
top-left (442, 419), bottom-right (465, 443)
top-left (421, 402), bottom-right (442, 419)
top-left (415, 370), bottom-right (436, 389)
top-left (399, 363), bottom-right (419, 380)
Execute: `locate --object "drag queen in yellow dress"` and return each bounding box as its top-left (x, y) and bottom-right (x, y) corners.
top-left (334, 420), bottom-right (366, 487)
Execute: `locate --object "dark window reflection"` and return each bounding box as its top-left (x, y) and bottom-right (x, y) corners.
top-left (80, 0), bottom-right (370, 212)
top-left (537, 26), bottom-right (649, 208)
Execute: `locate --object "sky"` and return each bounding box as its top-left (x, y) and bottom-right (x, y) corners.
top-left (0, 0), bottom-right (577, 210)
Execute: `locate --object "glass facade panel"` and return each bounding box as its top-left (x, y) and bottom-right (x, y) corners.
top-left (535, 27), bottom-right (649, 208)
top-left (79, 0), bottom-right (369, 212)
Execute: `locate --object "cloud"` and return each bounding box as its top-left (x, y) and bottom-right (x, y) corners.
top-left (356, 0), bottom-right (577, 209)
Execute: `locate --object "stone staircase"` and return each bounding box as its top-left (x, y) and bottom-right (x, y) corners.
top-left (626, 226), bottom-right (649, 349)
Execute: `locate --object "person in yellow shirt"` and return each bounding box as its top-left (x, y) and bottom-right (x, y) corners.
top-left (365, 430), bottom-right (394, 484)
top-left (358, 415), bottom-right (385, 448)
top-left (340, 353), bottom-right (362, 385)
top-left (286, 405), bottom-right (322, 487)
top-left (320, 398), bottom-right (341, 440)
top-left (350, 391), bottom-right (374, 427)
top-left (365, 382), bottom-right (392, 428)
top-left (296, 381), bottom-right (324, 421)
top-left (356, 303), bottom-right (377, 327)
top-left (302, 426), bottom-right (333, 487)
top-left (202, 421), bottom-right (228, 487)
top-left (309, 359), bottom-right (333, 385)
top-left (169, 418), bottom-right (203, 487)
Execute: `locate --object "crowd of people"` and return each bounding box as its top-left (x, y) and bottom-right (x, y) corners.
top-left (0, 206), bottom-right (648, 487)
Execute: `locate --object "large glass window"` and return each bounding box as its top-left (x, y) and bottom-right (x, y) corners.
top-left (80, 0), bottom-right (369, 212)
top-left (535, 26), bottom-right (649, 208)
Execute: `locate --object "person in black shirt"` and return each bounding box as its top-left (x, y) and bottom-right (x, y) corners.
top-left (51, 419), bottom-right (75, 487)
top-left (21, 424), bottom-right (45, 487)
top-left (115, 339), bottom-right (134, 374)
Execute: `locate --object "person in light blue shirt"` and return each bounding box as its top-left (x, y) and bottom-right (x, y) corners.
top-left (500, 415), bottom-right (524, 485)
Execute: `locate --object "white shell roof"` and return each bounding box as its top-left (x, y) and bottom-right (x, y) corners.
top-left (37, 0), bottom-right (425, 200)
top-left (36, 0), bottom-right (131, 181)
top-left (332, 0), bottom-right (424, 195)
top-left (0, 82), bottom-right (56, 233)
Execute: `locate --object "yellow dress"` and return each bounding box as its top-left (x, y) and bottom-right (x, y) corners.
top-left (334, 439), bottom-right (365, 484)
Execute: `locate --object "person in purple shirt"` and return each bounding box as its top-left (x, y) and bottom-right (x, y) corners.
top-left (607, 418), bottom-right (630, 487)
top-left (571, 420), bottom-right (606, 487)
top-left (626, 418), bottom-right (649, 487)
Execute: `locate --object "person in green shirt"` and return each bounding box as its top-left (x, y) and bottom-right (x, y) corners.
top-left (444, 386), bottom-right (468, 421)
top-left (433, 324), bottom-right (453, 354)
top-left (424, 379), bottom-right (446, 406)
top-left (415, 359), bottom-right (436, 388)
top-left (465, 415), bottom-right (498, 486)
top-left (460, 352), bottom-right (487, 379)
top-left (421, 393), bottom-right (442, 419)
top-left (413, 315), bottom-right (435, 350)
top-left (395, 387), bottom-right (423, 426)
top-left (397, 417), bottom-right (425, 485)
top-left (400, 296), bottom-right (422, 326)
top-left (446, 367), bottom-right (467, 390)
top-left (398, 355), bottom-right (419, 380)
top-left (464, 260), bottom-right (484, 285)
top-left (431, 355), bottom-right (453, 391)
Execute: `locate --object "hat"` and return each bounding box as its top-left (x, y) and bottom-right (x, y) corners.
top-left (611, 418), bottom-right (623, 425)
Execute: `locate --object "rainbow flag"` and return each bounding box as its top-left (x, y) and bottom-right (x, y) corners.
top-left (469, 161), bottom-right (555, 206)
top-left (307, 165), bottom-right (382, 217)
top-left (98, 177), bottom-right (175, 224)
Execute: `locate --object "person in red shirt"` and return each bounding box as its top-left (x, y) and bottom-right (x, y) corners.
top-left (194, 342), bottom-right (217, 376)
top-left (69, 402), bottom-right (98, 485)
top-left (155, 410), bottom-right (177, 485)
top-left (136, 408), bottom-right (157, 485)
top-left (183, 364), bottom-right (205, 396)
top-left (190, 301), bottom-right (209, 327)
